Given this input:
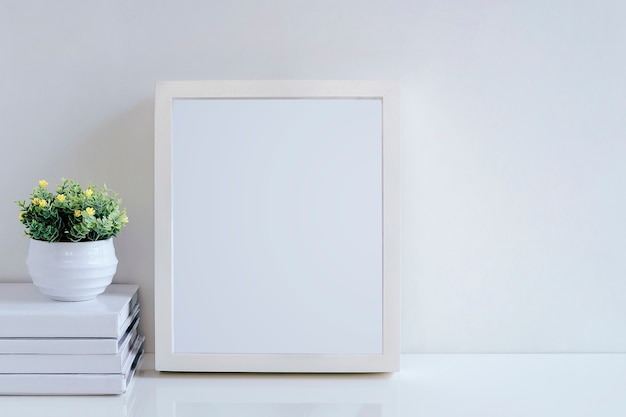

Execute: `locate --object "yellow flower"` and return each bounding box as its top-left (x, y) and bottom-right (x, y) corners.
top-left (74, 209), bottom-right (82, 217)
top-left (123, 215), bottom-right (129, 223)
top-left (38, 180), bottom-right (48, 187)
top-left (85, 189), bottom-right (93, 197)
top-left (38, 199), bottom-right (47, 207)
top-left (85, 207), bottom-right (96, 216)
top-left (32, 198), bottom-right (40, 205)
top-left (56, 194), bottom-right (66, 202)
top-left (18, 211), bottom-right (24, 220)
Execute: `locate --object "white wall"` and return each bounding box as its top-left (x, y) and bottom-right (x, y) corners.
top-left (1, 0), bottom-right (625, 353)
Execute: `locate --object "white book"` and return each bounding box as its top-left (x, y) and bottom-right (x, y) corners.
top-left (0, 333), bottom-right (145, 374)
top-left (0, 283), bottom-right (139, 338)
top-left (0, 341), bottom-right (144, 395)
top-left (0, 306), bottom-right (140, 355)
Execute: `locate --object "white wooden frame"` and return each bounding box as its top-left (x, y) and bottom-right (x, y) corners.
top-left (154, 80), bottom-right (401, 372)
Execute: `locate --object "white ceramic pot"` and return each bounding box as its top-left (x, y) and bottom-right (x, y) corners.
top-left (26, 238), bottom-right (118, 302)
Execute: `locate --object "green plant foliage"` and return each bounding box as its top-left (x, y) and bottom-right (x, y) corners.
top-left (17, 179), bottom-right (129, 242)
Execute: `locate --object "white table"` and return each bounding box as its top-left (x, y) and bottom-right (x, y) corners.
top-left (0, 354), bottom-right (624, 417)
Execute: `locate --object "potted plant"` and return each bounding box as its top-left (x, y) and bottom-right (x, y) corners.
top-left (17, 178), bottom-right (129, 301)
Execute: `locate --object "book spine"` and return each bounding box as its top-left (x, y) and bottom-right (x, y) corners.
top-left (0, 338), bottom-right (119, 355)
top-left (0, 335), bottom-right (144, 374)
top-left (0, 314), bottom-right (121, 338)
top-left (0, 284), bottom-right (140, 338)
top-left (0, 309), bottom-right (140, 354)
top-left (0, 313), bottom-right (138, 356)
top-left (0, 347), bottom-right (143, 395)
top-left (0, 373), bottom-right (128, 395)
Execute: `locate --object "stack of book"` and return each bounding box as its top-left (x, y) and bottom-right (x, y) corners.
top-left (0, 283), bottom-right (143, 395)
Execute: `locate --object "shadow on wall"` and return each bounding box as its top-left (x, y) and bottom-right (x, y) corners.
top-left (68, 98), bottom-right (154, 281)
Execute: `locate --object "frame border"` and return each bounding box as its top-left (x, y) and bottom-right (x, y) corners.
top-left (154, 80), bottom-right (401, 372)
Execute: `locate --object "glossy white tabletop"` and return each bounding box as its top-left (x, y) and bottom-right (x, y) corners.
top-left (1, 354), bottom-right (625, 417)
